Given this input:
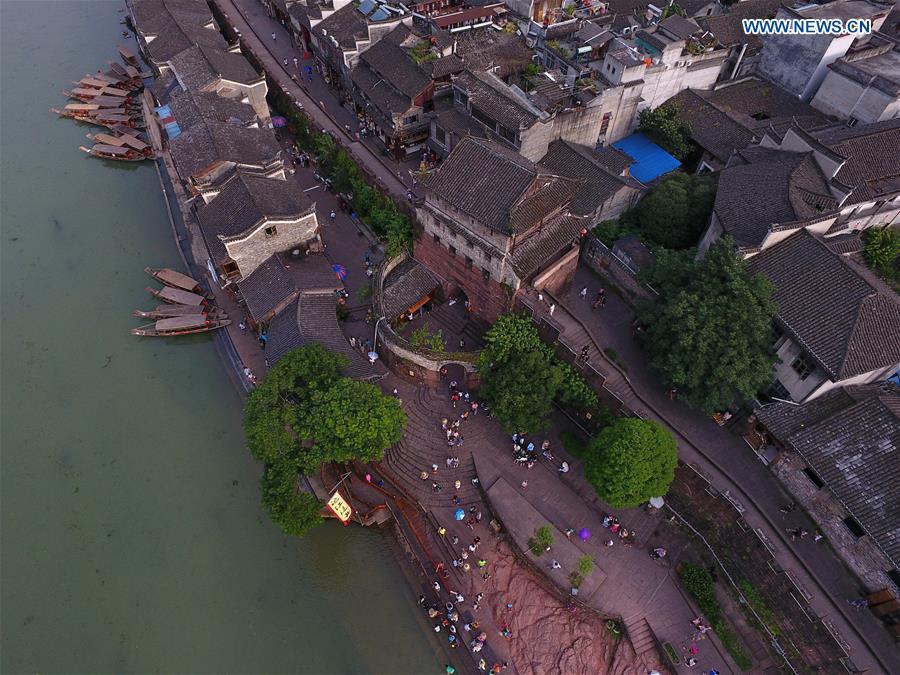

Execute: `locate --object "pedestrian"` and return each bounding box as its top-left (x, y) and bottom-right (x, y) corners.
top-left (521, 480), bottom-right (528, 490)
top-left (271, 31), bottom-right (277, 41)
top-left (814, 530), bottom-right (824, 542)
top-left (433, 581), bottom-right (441, 592)
top-left (548, 303), bottom-right (555, 316)
top-left (454, 479), bottom-right (461, 490)
top-left (471, 401), bottom-right (479, 415)
top-left (431, 481), bottom-right (439, 492)
top-left (432, 463), bottom-right (439, 473)
top-left (537, 292), bottom-right (544, 303)
top-left (293, 57), bottom-right (299, 69)
top-left (564, 528), bottom-right (574, 539)
top-left (238, 321), bottom-right (246, 331)
top-left (779, 501), bottom-right (796, 514)
top-left (438, 526), bottom-right (447, 537)
top-left (579, 286), bottom-right (587, 299)
top-left (283, 57), bottom-right (288, 66)
top-left (580, 345), bottom-right (590, 362)
top-left (330, 210), bottom-right (336, 221)
top-left (420, 470), bottom-right (429, 480)
top-left (459, 338), bottom-right (465, 349)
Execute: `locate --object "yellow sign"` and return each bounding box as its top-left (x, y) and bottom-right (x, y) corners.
top-left (327, 490), bottom-right (353, 524)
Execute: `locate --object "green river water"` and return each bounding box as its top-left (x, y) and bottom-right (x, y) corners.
top-left (0, 3), bottom-right (438, 672)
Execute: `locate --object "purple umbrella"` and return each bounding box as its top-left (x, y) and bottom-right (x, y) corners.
top-left (578, 527), bottom-right (591, 542)
top-left (271, 115), bottom-right (288, 128)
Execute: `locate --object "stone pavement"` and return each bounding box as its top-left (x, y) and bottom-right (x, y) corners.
top-left (378, 378), bottom-right (735, 674)
top-left (527, 266), bottom-right (899, 674)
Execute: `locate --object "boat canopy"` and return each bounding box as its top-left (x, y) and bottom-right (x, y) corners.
top-left (157, 286), bottom-right (205, 305)
top-left (156, 315), bottom-right (209, 331)
top-left (93, 144), bottom-right (130, 156)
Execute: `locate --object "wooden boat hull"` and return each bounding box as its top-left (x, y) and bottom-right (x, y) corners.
top-left (145, 285), bottom-right (207, 306)
top-left (130, 319), bottom-right (231, 337)
top-left (133, 306), bottom-right (227, 320)
top-left (79, 145), bottom-right (147, 162)
top-left (144, 266), bottom-right (210, 296)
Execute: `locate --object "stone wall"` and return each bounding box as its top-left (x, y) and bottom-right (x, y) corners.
top-left (532, 247), bottom-right (578, 296)
top-left (581, 236), bottom-right (657, 305)
top-left (772, 448), bottom-right (896, 592)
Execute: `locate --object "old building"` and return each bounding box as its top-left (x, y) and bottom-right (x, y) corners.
top-left (169, 119), bottom-right (284, 193)
top-left (700, 118), bottom-right (900, 253)
top-left (415, 136), bottom-right (586, 320)
top-left (810, 33), bottom-right (900, 125)
top-left (698, 0), bottom-right (785, 81)
top-left (666, 78), bottom-right (830, 172)
top-left (196, 172), bottom-right (321, 281)
top-left (349, 26), bottom-right (435, 158)
top-left (430, 68), bottom-right (608, 161)
top-left (537, 139), bottom-right (644, 222)
top-left (755, 383), bottom-right (900, 591)
top-left (164, 89), bottom-right (259, 130)
top-left (757, 0), bottom-right (891, 102)
top-left (165, 44), bottom-right (270, 122)
top-left (746, 229), bottom-right (900, 403)
top-left (128, 0), bottom-right (229, 67)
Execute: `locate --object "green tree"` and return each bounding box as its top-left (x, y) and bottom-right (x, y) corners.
top-left (522, 63), bottom-right (543, 90)
top-left (243, 345), bottom-right (407, 534)
top-left (410, 325), bottom-right (446, 352)
top-left (633, 173), bottom-right (715, 249)
top-left (585, 418), bottom-right (678, 507)
top-left (638, 238), bottom-right (776, 412)
top-left (660, 2), bottom-right (686, 19)
top-left (863, 227), bottom-right (899, 279)
top-left (260, 455), bottom-right (324, 537)
top-left (480, 349), bottom-right (563, 434)
top-left (638, 104), bottom-right (693, 160)
top-left (477, 313), bottom-right (550, 367)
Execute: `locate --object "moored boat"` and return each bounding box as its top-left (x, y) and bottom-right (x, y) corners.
top-left (146, 285), bottom-right (207, 306)
top-left (130, 315), bottom-right (231, 337)
top-left (133, 305), bottom-right (227, 320)
top-left (79, 143), bottom-right (147, 162)
top-left (144, 266), bottom-right (210, 296)
top-left (118, 45), bottom-right (139, 67)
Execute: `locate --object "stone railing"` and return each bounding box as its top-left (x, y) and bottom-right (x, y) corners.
top-left (373, 252), bottom-right (479, 387)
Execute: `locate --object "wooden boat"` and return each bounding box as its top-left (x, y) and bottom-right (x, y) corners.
top-left (130, 315), bottom-right (231, 337)
top-left (118, 45), bottom-right (139, 67)
top-left (144, 267), bottom-right (210, 296)
top-left (89, 71), bottom-right (125, 85)
top-left (86, 132), bottom-right (150, 154)
top-left (66, 86), bottom-right (128, 101)
top-left (79, 143), bottom-right (147, 162)
top-left (77, 76), bottom-right (112, 88)
top-left (145, 285), bottom-right (207, 306)
top-left (133, 305), bottom-right (227, 320)
top-left (92, 111), bottom-right (144, 129)
top-left (52, 104), bottom-right (103, 119)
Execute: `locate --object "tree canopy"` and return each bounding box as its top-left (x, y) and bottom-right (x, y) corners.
top-left (863, 226), bottom-right (899, 281)
top-left (585, 418), bottom-right (678, 508)
top-left (631, 173), bottom-right (715, 249)
top-left (638, 104), bottom-right (693, 160)
top-left (477, 314), bottom-right (596, 433)
top-left (637, 238), bottom-right (777, 413)
top-left (243, 344), bottom-right (407, 536)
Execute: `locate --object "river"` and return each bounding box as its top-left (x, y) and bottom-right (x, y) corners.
top-left (0, 2), bottom-right (439, 672)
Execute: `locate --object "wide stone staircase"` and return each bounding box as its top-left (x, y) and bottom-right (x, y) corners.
top-left (623, 615), bottom-right (658, 657)
top-left (379, 385), bottom-right (498, 509)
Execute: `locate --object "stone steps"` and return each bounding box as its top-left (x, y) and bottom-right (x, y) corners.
top-left (623, 616), bottom-right (656, 655)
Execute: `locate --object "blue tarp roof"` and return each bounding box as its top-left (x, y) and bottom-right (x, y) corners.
top-left (612, 133), bottom-right (680, 184)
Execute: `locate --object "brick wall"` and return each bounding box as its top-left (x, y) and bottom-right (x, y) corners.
top-left (414, 235), bottom-right (513, 322)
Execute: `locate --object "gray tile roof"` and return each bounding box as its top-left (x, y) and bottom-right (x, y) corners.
top-left (452, 30), bottom-right (533, 78)
top-left (382, 258), bottom-right (440, 320)
top-left (422, 137), bottom-right (576, 233)
top-left (432, 100), bottom-right (503, 144)
top-left (453, 70), bottom-right (542, 132)
top-left (659, 15), bottom-right (700, 39)
top-left (429, 53), bottom-right (466, 79)
top-left (196, 173), bottom-right (314, 265)
top-left (169, 44), bottom-right (262, 92)
top-left (237, 255), bottom-right (299, 323)
top-left (145, 20), bottom-right (227, 64)
top-left (823, 231), bottom-right (864, 255)
top-left (131, 0), bottom-right (214, 35)
top-left (351, 63), bottom-right (414, 123)
top-left (756, 383), bottom-right (900, 567)
top-left (511, 214), bottom-right (584, 278)
top-left (714, 149), bottom-right (834, 248)
top-left (538, 140), bottom-right (640, 218)
top-left (169, 120), bottom-right (281, 179)
top-left (168, 90), bottom-right (257, 130)
top-left (746, 229), bottom-right (900, 380)
top-left (593, 145), bottom-right (634, 176)
top-left (284, 252), bottom-right (343, 293)
top-left (269, 294), bottom-right (376, 377)
top-left (358, 31), bottom-right (431, 99)
top-left (811, 118), bottom-right (900, 205)
top-left (667, 89), bottom-right (756, 163)
top-left (698, 0), bottom-right (783, 49)
top-left (313, 4), bottom-right (367, 51)
top-left (705, 79), bottom-right (829, 132)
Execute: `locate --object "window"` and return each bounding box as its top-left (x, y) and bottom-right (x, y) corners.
top-left (765, 380), bottom-right (791, 401)
top-left (433, 233), bottom-right (441, 244)
top-left (448, 245), bottom-right (456, 256)
top-left (264, 225), bottom-right (277, 237)
top-left (791, 354), bottom-right (815, 380)
top-left (600, 112), bottom-right (612, 134)
top-left (846, 116), bottom-right (858, 128)
top-left (222, 261), bottom-right (239, 275)
top-left (403, 113), bottom-right (418, 125)
top-left (482, 268), bottom-right (490, 282)
top-left (498, 125), bottom-right (517, 144)
top-left (465, 256), bottom-right (473, 269)
top-left (485, 252), bottom-right (492, 264)
top-left (803, 467), bottom-right (825, 488)
top-left (455, 90), bottom-right (469, 107)
top-left (887, 569), bottom-right (900, 589)
top-left (471, 106), bottom-right (495, 129)
top-left (843, 516), bottom-right (865, 538)
top-left (434, 125), bottom-right (447, 146)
